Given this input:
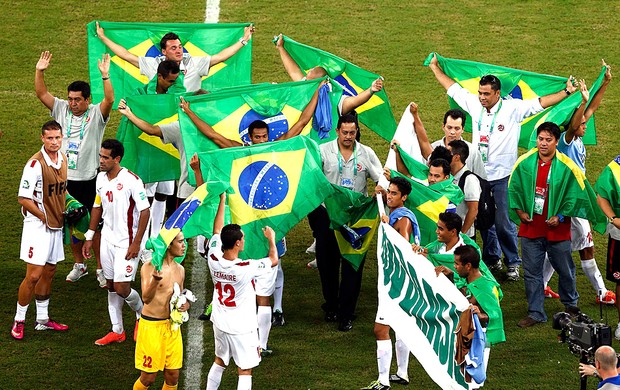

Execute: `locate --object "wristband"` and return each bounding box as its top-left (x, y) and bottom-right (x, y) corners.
top-left (84, 229), bottom-right (95, 241)
top-left (102, 76), bottom-right (110, 80)
top-left (239, 38), bottom-right (248, 46)
top-left (564, 88), bottom-right (571, 95)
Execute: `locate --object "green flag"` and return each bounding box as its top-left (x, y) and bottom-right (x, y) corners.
top-left (180, 78), bottom-right (342, 185)
top-left (594, 155), bottom-right (620, 216)
top-left (116, 93), bottom-right (181, 183)
top-left (391, 170), bottom-right (464, 245)
top-left (324, 185), bottom-right (380, 271)
top-left (423, 53), bottom-right (605, 147)
top-left (276, 35), bottom-right (397, 141)
top-left (508, 148), bottom-right (607, 233)
top-left (198, 136), bottom-right (334, 259)
top-left (396, 144), bottom-right (429, 182)
top-left (87, 21), bottom-right (252, 107)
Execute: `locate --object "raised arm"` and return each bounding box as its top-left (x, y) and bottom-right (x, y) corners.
top-left (179, 97), bottom-right (242, 148)
top-left (213, 193), bottom-right (227, 235)
top-left (390, 141), bottom-right (411, 177)
top-left (118, 99), bottom-right (163, 138)
top-left (210, 25), bottom-right (254, 65)
top-left (98, 53), bottom-right (114, 119)
top-left (584, 60), bottom-right (612, 120)
top-left (96, 22), bottom-right (139, 68)
top-left (276, 81), bottom-right (323, 141)
top-left (566, 80), bottom-right (589, 143)
top-left (410, 102), bottom-right (433, 159)
top-left (189, 153), bottom-right (204, 186)
top-left (428, 54), bottom-right (456, 91)
top-left (34, 51), bottom-right (56, 110)
top-left (340, 78), bottom-right (383, 115)
top-left (263, 226), bottom-right (279, 267)
top-left (539, 76), bottom-right (577, 109)
top-left (275, 34), bottom-right (305, 81)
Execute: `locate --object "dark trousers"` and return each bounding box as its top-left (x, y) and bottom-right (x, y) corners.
top-left (308, 206), bottom-right (365, 321)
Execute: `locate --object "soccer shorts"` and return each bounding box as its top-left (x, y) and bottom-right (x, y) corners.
top-left (67, 177), bottom-right (96, 210)
top-left (570, 217), bottom-right (594, 252)
top-left (20, 220), bottom-right (64, 266)
top-left (134, 317), bottom-right (183, 373)
top-left (254, 266), bottom-right (277, 296)
top-left (145, 181), bottom-right (175, 197)
top-left (100, 238), bottom-right (140, 282)
top-left (374, 307), bottom-right (389, 326)
top-left (213, 325), bottom-right (260, 370)
top-left (606, 236), bottom-right (620, 283)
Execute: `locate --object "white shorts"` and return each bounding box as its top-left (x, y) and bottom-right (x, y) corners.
top-left (100, 238), bottom-right (140, 282)
top-left (375, 307), bottom-right (389, 325)
top-left (145, 181), bottom-right (175, 197)
top-left (571, 217), bottom-right (593, 251)
top-left (213, 325), bottom-right (261, 370)
top-left (20, 220), bottom-right (64, 266)
top-left (254, 266), bottom-right (277, 296)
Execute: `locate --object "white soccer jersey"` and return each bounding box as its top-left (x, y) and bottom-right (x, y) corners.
top-left (94, 168), bottom-right (150, 247)
top-left (207, 234), bottom-right (272, 335)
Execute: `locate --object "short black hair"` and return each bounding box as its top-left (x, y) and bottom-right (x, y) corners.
top-left (536, 121), bottom-right (561, 141)
top-left (160, 32), bottom-right (181, 50)
top-left (439, 211), bottom-right (462, 233)
top-left (337, 112), bottom-right (359, 130)
top-left (429, 158), bottom-right (451, 177)
top-left (479, 75), bottom-right (501, 91)
top-left (221, 224), bottom-right (243, 250)
top-left (248, 120), bottom-right (269, 137)
top-left (101, 139), bottom-right (124, 160)
top-left (157, 60), bottom-right (180, 78)
top-left (389, 176), bottom-right (412, 197)
top-left (443, 109), bottom-right (466, 127)
top-left (41, 120), bottom-right (62, 135)
top-left (448, 139), bottom-right (469, 163)
top-left (429, 146), bottom-right (452, 164)
top-left (67, 81), bottom-right (91, 100)
top-left (454, 244), bottom-right (480, 269)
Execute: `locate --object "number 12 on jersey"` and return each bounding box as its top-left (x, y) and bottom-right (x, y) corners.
top-left (215, 281), bottom-right (236, 307)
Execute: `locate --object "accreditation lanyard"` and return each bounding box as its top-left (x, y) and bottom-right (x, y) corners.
top-left (66, 108), bottom-right (90, 141)
top-left (533, 159), bottom-right (552, 215)
top-left (338, 145), bottom-right (357, 190)
top-left (477, 100), bottom-right (502, 163)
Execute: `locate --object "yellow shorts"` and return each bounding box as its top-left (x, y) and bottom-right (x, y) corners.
top-left (134, 317), bottom-right (183, 373)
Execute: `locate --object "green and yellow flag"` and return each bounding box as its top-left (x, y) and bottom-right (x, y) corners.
top-left (508, 149), bottom-right (607, 233)
top-left (324, 185), bottom-right (380, 271)
top-left (594, 155), bottom-right (620, 217)
top-left (180, 78), bottom-right (342, 185)
top-left (116, 93), bottom-right (181, 183)
top-left (198, 136), bottom-right (334, 259)
top-left (277, 35), bottom-right (397, 141)
top-left (87, 21), bottom-right (252, 107)
top-left (423, 53), bottom-right (606, 147)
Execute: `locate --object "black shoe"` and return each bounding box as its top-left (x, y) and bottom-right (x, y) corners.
top-left (325, 311), bottom-right (338, 322)
top-left (389, 374), bottom-right (409, 385)
top-left (338, 319), bottom-right (353, 332)
top-left (272, 310), bottom-right (285, 327)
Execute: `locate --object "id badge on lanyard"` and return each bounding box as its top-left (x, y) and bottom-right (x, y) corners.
top-left (338, 146), bottom-right (357, 190)
top-left (533, 186), bottom-right (546, 215)
top-left (477, 101), bottom-right (502, 164)
top-left (67, 141), bottom-right (80, 170)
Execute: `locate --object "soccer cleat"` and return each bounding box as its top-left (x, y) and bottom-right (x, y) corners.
top-left (306, 240), bottom-right (316, 254)
top-left (96, 269), bottom-right (107, 289)
top-left (307, 259), bottom-right (318, 269)
top-left (597, 291), bottom-right (616, 305)
top-left (66, 263), bottom-right (88, 282)
top-left (198, 303), bottom-right (213, 321)
top-left (11, 320), bottom-right (25, 340)
top-left (95, 331), bottom-right (126, 345)
top-left (544, 286), bottom-right (560, 299)
top-left (506, 265), bottom-right (520, 281)
top-left (361, 380), bottom-right (390, 390)
top-left (272, 310), bottom-right (285, 327)
top-left (34, 319), bottom-right (68, 331)
top-left (134, 320), bottom-right (139, 342)
top-left (260, 347), bottom-right (273, 357)
top-left (389, 374), bottom-right (409, 385)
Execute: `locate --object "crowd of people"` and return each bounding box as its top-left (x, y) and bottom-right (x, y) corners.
top-left (11, 22), bottom-right (620, 390)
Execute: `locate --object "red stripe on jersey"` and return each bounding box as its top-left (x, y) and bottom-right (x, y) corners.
top-left (30, 160), bottom-right (37, 168)
top-left (210, 254), bottom-right (218, 262)
top-left (126, 169), bottom-right (140, 180)
top-left (236, 261), bottom-right (250, 266)
top-left (127, 197), bottom-right (136, 245)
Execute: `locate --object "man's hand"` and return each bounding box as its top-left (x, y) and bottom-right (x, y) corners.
top-left (126, 241), bottom-right (141, 260)
top-left (243, 24), bottom-right (255, 41)
top-left (390, 140), bottom-right (401, 152)
top-left (409, 101), bottom-right (419, 116)
top-left (412, 244), bottom-right (428, 257)
top-left (117, 99), bottom-right (132, 116)
top-left (96, 21), bottom-right (106, 39)
top-left (371, 78), bottom-right (383, 93)
top-left (435, 265), bottom-right (453, 278)
top-left (578, 363), bottom-right (597, 377)
top-left (82, 240), bottom-right (93, 259)
top-left (152, 270), bottom-right (163, 281)
top-left (578, 79), bottom-right (589, 103)
top-left (275, 33), bottom-right (284, 49)
top-left (36, 51), bottom-right (52, 71)
top-left (516, 210), bottom-right (533, 224)
top-left (429, 53), bottom-right (439, 69)
top-left (612, 218), bottom-right (620, 230)
top-left (383, 167), bottom-right (392, 181)
top-left (262, 226), bottom-right (275, 240)
top-left (603, 59), bottom-right (612, 82)
top-left (179, 96), bottom-right (191, 113)
top-left (189, 153), bottom-right (201, 172)
top-left (546, 215), bottom-right (560, 227)
top-left (178, 302), bottom-right (190, 312)
top-left (565, 75), bottom-right (578, 94)
top-left (98, 53), bottom-right (111, 77)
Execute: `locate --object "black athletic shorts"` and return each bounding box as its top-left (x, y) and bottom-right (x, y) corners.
top-left (606, 236), bottom-right (620, 283)
top-left (67, 177), bottom-right (96, 210)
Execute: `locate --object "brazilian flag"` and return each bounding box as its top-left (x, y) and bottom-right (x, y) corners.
top-left (594, 155), bottom-right (620, 217)
top-left (116, 93), bottom-right (183, 184)
top-left (423, 53), bottom-right (607, 148)
top-left (180, 77), bottom-right (342, 185)
top-left (276, 35), bottom-right (397, 142)
top-left (87, 21), bottom-right (252, 107)
top-left (324, 185), bottom-right (380, 271)
top-left (197, 136), bottom-right (334, 259)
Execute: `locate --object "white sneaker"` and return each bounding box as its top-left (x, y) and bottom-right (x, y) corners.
top-left (306, 239), bottom-right (316, 254)
top-left (66, 263), bottom-right (88, 282)
top-left (615, 323), bottom-right (620, 341)
top-left (96, 269), bottom-right (107, 289)
top-left (307, 259), bottom-right (317, 269)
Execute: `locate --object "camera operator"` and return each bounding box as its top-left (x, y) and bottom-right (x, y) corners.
top-left (578, 346), bottom-right (620, 388)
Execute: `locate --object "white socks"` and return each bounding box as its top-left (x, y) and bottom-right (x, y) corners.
top-left (108, 292), bottom-right (124, 334)
top-left (237, 375), bottom-right (252, 390)
top-left (273, 263), bottom-right (284, 313)
top-left (581, 259), bottom-right (608, 296)
top-left (206, 363), bottom-right (225, 390)
top-left (377, 339), bottom-right (392, 385)
top-left (257, 305), bottom-right (271, 349)
top-left (125, 289), bottom-right (143, 318)
top-left (35, 298), bottom-right (50, 323)
top-left (15, 302), bottom-right (28, 322)
top-left (395, 335), bottom-right (410, 380)
top-left (150, 199), bottom-right (166, 238)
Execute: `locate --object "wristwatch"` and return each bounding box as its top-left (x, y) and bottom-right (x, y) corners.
top-left (609, 216), bottom-right (618, 223)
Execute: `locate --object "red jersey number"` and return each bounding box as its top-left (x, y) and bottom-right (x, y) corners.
top-left (215, 281), bottom-right (237, 307)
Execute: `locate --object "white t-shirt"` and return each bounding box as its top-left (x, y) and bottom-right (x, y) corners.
top-left (447, 83), bottom-right (544, 181)
top-left (207, 234), bottom-right (272, 335)
top-left (51, 99), bottom-right (108, 181)
top-left (138, 54), bottom-right (211, 92)
top-left (438, 236), bottom-right (466, 255)
top-left (452, 167), bottom-right (481, 237)
top-left (160, 122), bottom-right (194, 198)
top-left (94, 168), bottom-right (150, 247)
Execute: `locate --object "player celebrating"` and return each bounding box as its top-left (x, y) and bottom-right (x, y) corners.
top-left (205, 193), bottom-right (279, 390)
top-left (83, 139), bottom-right (150, 345)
